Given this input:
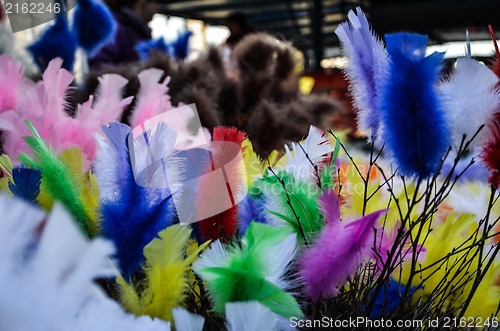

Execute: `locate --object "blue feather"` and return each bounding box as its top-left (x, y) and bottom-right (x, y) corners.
top-left (98, 123), bottom-right (175, 279)
top-left (368, 279), bottom-right (417, 319)
top-left (8, 166), bottom-right (42, 204)
top-left (239, 193), bottom-right (267, 235)
top-left (379, 33), bottom-right (449, 178)
top-left (136, 38), bottom-right (170, 61)
top-left (28, 15), bottom-right (76, 71)
top-left (335, 7), bottom-right (389, 140)
top-left (170, 30), bottom-right (192, 60)
top-left (72, 0), bottom-right (116, 55)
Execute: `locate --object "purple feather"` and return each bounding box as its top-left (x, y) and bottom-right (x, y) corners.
top-left (335, 7), bottom-right (389, 140)
top-left (300, 192), bottom-right (387, 300)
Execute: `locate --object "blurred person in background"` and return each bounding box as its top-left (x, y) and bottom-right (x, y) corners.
top-left (224, 12), bottom-right (254, 48)
top-left (89, 0), bottom-right (158, 69)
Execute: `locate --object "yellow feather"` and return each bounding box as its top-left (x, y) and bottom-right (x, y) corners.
top-left (59, 148), bottom-right (100, 234)
top-left (0, 154), bottom-right (13, 194)
top-left (118, 225), bottom-right (210, 322)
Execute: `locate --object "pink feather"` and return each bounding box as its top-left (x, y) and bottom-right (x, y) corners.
top-left (0, 57), bottom-right (132, 169)
top-left (0, 54), bottom-right (25, 114)
top-left (129, 69), bottom-right (175, 128)
top-left (92, 74), bottom-right (133, 124)
top-left (299, 190), bottom-right (387, 300)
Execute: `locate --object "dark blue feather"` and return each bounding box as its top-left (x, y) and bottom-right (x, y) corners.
top-left (99, 123), bottom-right (175, 279)
top-left (136, 38), bottom-right (170, 61)
top-left (72, 0), bottom-right (116, 55)
top-left (28, 15), bottom-right (76, 71)
top-left (170, 30), bottom-right (192, 60)
top-left (368, 279), bottom-right (417, 319)
top-left (8, 166), bottom-right (42, 204)
top-left (379, 33), bottom-right (449, 178)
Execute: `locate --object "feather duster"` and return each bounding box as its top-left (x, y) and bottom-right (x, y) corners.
top-left (198, 127), bottom-right (247, 241)
top-left (8, 166), bottom-right (42, 204)
top-left (379, 33), bottom-right (449, 178)
top-left (28, 15), bottom-right (77, 71)
top-left (300, 190), bottom-right (387, 300)
top-left (193, 222), bottom-right (302, 319)
top-left (96, 122), bottom-right (180, 278)
top-left (0, 54), bottom-right (25, 114)
top-left (335, 7), bottom-right (389, 140)
top-left (129, 69), bottom-right (175, 128)
top-left (226, 301), bottom-right (279, 331)
top-left (18, 121), bottom-right (95, 237)
top-left (72, 0), bottom-right (116, 55)
top-left (117, 224), bottom-right (209, 322)
top-left (440, 32), bottom-right (500, 148)
top-left (136, 38), bottom-right (171, 61)
top-left (0, 196), bottom-right (115, 331)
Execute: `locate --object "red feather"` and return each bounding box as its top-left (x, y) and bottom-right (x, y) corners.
top-left (489, 25), bottom-right (500, 79)
top-left (480, 112), bottom-right (500, 189)
top-left (480, 27), bottom-right (500, 188)
top-left (198, 127), bottom-right (248, 242)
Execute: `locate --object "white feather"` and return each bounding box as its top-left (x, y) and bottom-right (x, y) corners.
top-left (226, 301), bottom-right (279, 331)
top-left (263, 233), bottom-right (297, 289)
top-left (75, 292), bottom-right (171, 331)
top-left (0, 197), bottom-right (117, 331)
top-left (192, 240), bottom-right (227, 272)
top-left (172, 308), bottom-right (205, 331)
top-left (441, 57), bottom-right (500, 149)
top-left (278, 126), bottom-right (333, 180)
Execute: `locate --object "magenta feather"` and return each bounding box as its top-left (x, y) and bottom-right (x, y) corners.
top-left (299, 191), bottom-right (387, 300)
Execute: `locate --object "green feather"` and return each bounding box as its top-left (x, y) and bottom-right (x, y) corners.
top-left (18, 121), bottom-right (93, 237)
top-left (197, 223), bottom-right (303, 319)
top-left (257, 172), bottom-right (323, 243)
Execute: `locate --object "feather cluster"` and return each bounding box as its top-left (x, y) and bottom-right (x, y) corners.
top-left (300, 190), bottom-right (387, 300)
top-left (0, 56), bottom-right (131, 167)
top-left (96, 122), bottom-right (180, 278)
top-left (193, 222), bottom-right (302, 319)
top-left (117, 224), bottom-right (209, 322)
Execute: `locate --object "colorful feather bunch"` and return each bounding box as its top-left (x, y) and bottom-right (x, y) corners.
top-left (96, 122), bottom-right (180, 278)
top-left (0, 22), bottom-right (500, 329)
top-left (193, 222), bottom-right (302, 319)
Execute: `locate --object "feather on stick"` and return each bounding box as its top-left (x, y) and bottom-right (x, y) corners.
top-left (379, 33), bottom-right (449, 178)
